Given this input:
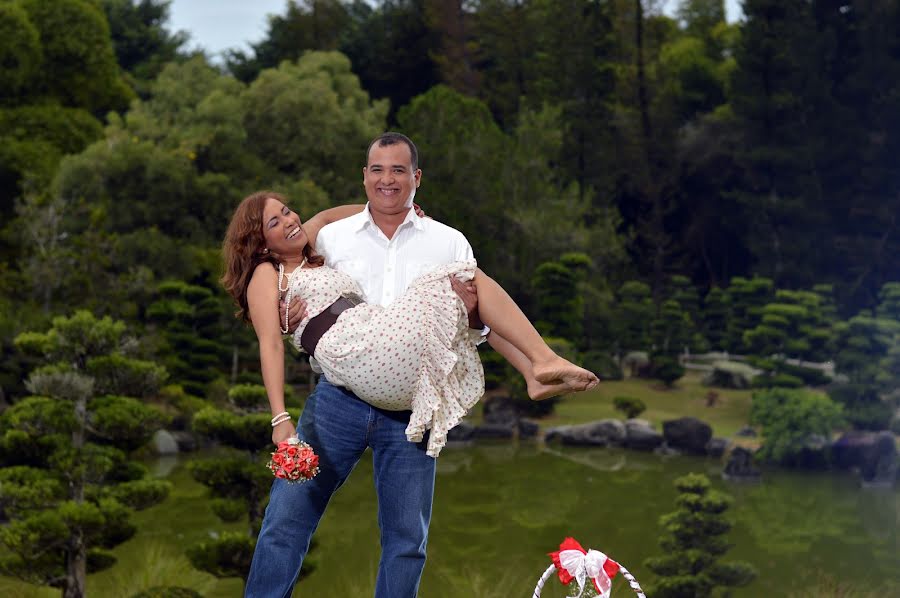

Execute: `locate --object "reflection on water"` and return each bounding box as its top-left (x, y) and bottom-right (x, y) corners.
top-left (4, 443), bottom-right (893, 597)
top-left (303, 443), bottom-right (898, 597)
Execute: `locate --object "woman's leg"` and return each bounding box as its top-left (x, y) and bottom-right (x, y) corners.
top-left (471, 269), bottom-right (599, 392)
top-left (485, 331), bottom-right (581, 400)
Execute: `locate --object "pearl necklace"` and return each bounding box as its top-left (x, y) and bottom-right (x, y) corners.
top-left (278, 258), bottom-right (306, 334)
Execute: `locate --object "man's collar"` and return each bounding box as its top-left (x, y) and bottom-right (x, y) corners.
top-left (355, 203), bottom-right (424, 233)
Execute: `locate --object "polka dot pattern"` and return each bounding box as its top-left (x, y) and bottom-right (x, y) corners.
top-left (289, 260), bottom-right (485, 457)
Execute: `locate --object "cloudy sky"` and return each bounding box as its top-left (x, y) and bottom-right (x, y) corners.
top-left (169, 0), bottom-right (744, 61)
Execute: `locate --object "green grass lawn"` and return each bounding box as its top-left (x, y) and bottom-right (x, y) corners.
top-left (477, 370), bottom-right (757, 438)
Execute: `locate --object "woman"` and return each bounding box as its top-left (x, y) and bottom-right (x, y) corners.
top-left (222, 191), bottom-right (599, 457)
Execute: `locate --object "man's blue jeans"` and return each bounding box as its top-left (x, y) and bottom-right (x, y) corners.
top-left (245, 378), bottom-right (436, 597)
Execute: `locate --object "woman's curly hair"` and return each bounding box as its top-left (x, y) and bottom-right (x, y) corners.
top-left (221, 190), bottom-right (323, 322)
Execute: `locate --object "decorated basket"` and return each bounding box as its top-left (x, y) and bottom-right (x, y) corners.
top-left (532, 538), bottom-right (646, 598)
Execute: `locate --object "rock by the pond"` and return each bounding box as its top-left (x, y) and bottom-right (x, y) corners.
top-left (447, 421), bottom-right (476, 442)
top-left (735, 425), bottom-right (757, 438)
top-left (152, 430), bottom-right (179, 455)
top-left (518, 419), bottom-right (540, 438)
top-left (798, 433), bottom-right (831, 469)
top-left (706, 437), bottom-right (731, 458)
top-left (722, 446), bottom-right (761, 480)
top-left (624, 419), bottom-right (663, 451)
top-left (832, 431), bottom-right (897, 485)
top-left (544, 419), bottom-right (626, 446)
top-left (482, 396), bottom-right (521, 427)
top-left (662, 417), bottom-right (713, 454)
top-left (472, 423), bottom-right (515, 440)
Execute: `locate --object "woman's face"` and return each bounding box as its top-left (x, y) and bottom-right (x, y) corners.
top-left (261, 197), bottom-right (308, 256)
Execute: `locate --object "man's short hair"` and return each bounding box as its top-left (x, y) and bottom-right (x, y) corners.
top-left (366, 132), bottom-right (419, 170)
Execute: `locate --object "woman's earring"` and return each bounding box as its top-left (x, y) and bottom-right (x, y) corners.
top-left (263, 248), bottom-right (270, 254)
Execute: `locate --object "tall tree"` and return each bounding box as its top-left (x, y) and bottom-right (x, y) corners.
top-left (1, 311), bottom-right (169, 598)
top-left (101, 0), bottom-right (188, 94)
top-left (19, 0), bottom-right (133, 113)
top-left (645, 473), bottom-right (756, 597)
top-left (227, 0), bottom-right (351, 82)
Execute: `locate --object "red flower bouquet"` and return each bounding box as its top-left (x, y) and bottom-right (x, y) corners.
top-left (267, 437), bottom-right (320, 484)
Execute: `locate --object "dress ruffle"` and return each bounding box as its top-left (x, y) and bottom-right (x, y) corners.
top-left (403, 260), bottom-right (484, 457)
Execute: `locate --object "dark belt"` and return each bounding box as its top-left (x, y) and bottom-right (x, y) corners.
top-left (300, 296), bottom-right (363, 356)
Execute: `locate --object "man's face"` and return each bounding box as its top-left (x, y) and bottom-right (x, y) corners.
top-left (363, 142), bottom-right (421, 216)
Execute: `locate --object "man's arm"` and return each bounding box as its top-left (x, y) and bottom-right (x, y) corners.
top-left (303, 204), bottom-right (365, 251)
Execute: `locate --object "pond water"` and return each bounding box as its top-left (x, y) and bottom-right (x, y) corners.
top-left (2, 442), bottom-right (898, 597)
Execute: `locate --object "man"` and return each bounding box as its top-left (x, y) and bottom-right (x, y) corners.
top-left (244, 132), bottom-right (485, 597)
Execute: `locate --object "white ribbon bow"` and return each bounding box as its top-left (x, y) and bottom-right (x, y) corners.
top-left (558, 548), bottom-right (614, 598)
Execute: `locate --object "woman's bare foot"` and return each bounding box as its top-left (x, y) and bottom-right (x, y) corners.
top-left (533, 357), bottom-right (599, 391)
top-left (527, 378), bottom-right (579, 401)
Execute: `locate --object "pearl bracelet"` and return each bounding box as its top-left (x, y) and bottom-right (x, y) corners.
top-left (271, 411), bottom-right (289, 424)
top-left (272, 415), bottom-right (292, 427)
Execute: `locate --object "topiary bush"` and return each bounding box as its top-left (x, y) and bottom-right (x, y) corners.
top-left (613, 396), bottom-right (646, 419)
top-left (652, 354), bottom-right (685, 387)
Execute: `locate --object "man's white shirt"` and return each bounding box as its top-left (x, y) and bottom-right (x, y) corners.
top-left (315, 204), bottom-right (475, 306)
top-left (309, 205), bottom-right (486, 374)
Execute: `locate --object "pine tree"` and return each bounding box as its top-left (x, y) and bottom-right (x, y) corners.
top-left (645, 473), bottom-right (756, 597)
top-left (1, 311), bottom-right (170, 598)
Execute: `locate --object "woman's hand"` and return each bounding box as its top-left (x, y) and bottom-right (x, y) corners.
top-left (413, 203), bottom-right (429, 218)
top-left (272, 420), bottom-right (297, 444)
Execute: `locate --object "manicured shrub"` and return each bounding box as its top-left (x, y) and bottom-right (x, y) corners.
top-left (750, 388), bottom-right (845, 465)
top-left (613, 396), bottom-right (646, 419)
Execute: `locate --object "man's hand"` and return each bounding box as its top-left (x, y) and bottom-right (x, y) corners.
top-left (278, 296), bottom-right (308, 334)
top-left (450, 276), bottom-right (483, 329)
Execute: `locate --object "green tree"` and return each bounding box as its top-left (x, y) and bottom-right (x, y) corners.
top-left (645, 473), bottom-right (756, 597)
top-left (19, 0), bottom-right (133, 113)
top-left (242, 51), bottom-right (388, 200)
top-left (615, 280), bottom-right (654, 352)
top-left (0, 2), bottom-right (42, 100)
top-left (187, 384), bottom-right (315, 589)
top-left (700, 286), bottom-right (729, 351)
top-left (398, 84), bottom-right (507, 261)
top-left (743, 289), bottom-right (832, 361)
top-left (101, 0), bottom-right (189, 94)
top-left (531, 260), bottom-right (582, 342)
top-left (225, 0), bottom-right (351, 81)
top-left (1, 311), bottom-right (169, 598)
top-left (651, 299), bottom-right (693, 355)
top-left (146, 281), bottom-right (228, 397)
top-left (723, 276), bottom-right (773, 352)
top-left (750, 388), bottom-right (845, 466)
top-left (613, 396), bottom-right (646, 419)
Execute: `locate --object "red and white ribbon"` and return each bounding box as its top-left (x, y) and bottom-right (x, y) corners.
top-left (549, 537), bottom-right (620, 598)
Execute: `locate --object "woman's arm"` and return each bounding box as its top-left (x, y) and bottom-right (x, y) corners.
top-left (247, 263), bottom-right (295, 443)
top-left (303, 204), bottom-right (366, 250)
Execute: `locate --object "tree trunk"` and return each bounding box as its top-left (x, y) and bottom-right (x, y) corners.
top-left (63, 533), bottom-right (86, 598)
